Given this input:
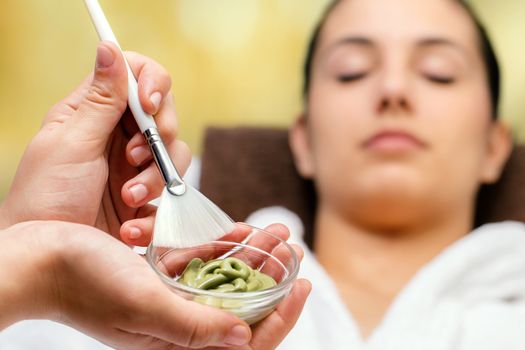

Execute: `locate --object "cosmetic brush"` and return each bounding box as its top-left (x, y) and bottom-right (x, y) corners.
top-left (84, 0), bottom-right (236, 248)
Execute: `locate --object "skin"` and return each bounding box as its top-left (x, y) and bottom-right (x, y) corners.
top-left (0, 221), bottom-right (309, 350)
top-left (289, 0), bottom-right (511, 338)
top-left (0, 42), bottom-right (312, 348)
top-left (0, 42), bottom-right (187, 244)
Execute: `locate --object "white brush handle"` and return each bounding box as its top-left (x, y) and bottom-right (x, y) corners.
top-left (83, 0), bottom-right (156, 133)
top-left (83, 0), bottom-right (186, 195)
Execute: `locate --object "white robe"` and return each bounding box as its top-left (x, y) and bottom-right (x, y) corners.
top-left (247, 207), bottom-right (525, 350)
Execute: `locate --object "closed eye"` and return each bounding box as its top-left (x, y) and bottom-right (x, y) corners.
top-left (426, 75), bottom-right (455, 85)
top-left (338, 72), bottom-right (368, 83)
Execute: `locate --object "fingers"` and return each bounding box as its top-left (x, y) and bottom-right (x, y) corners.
top-left (124, 51), bottom-right (172, 117)
top-left (292, 244), bottom-right (304, 262)
top-left (262, 223), bottom-right (291, 241)
top-left (122, 89), bottom-right (188, 207)
top-left (260, 244), bottom-right (303, 282)
top-left (48, 43), bottom-right (174, 156)
top-left (219, 224), bottom-right (255, 243)
top-left (143, 292), bottom-right (252, 348)
top-left (70, 42), bottom-right (129, 150)
top-left (120, 205), bottom-right (156, 246)
top-left (143, 223), bottom-right (300, 280)
top-left (125, 90), bottom-right (180, 167)
top-left (122, 163), bottom-right (162, 206)
top-left (126, 132), bottom-right (153, 167)
top-left (153, 92), bottom-right (179, 145)
top-left (230, 224), bottom-right (290, 269)
top-left (248, 279), bottom-right (312, 350)
top-left (121, 139), bottom-right (192, 208)
top-left (149, 224), bottom-right (254, 278)
top-left (119, 75), bottom-right (178, 146)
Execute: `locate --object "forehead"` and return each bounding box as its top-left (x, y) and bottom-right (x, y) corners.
top-left (319, 0), bottom-right (479, 52)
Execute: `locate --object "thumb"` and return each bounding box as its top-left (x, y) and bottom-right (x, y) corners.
top-left (147, 294), bottom-right (252, 348)
top-left (71, 41), bottom-right (128, 149)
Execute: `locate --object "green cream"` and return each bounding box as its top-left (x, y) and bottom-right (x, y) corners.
top-left (179, 257), bottom-right (276, 292)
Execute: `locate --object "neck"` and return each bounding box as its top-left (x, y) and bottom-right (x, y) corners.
top-left (314, 202), bottom-right (473, 338)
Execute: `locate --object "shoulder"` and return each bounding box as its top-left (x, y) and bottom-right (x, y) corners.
top-left (459, 302), bottom-right (525, 350)
top-left (458, 221), bottom-right (525, 257)
top-left (473, 221), bottom-right (525, 236)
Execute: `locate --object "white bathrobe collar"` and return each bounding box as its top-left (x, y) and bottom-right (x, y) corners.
top-left (367, 221), bottom-right (525, 350)
top-left (248, 207), bottom-right (525, 350)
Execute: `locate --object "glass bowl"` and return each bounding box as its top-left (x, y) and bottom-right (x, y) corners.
top-left (146, 223), bottom-right (299, 324)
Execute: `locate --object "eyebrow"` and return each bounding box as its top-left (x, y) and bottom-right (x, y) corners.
top-left (325, 36), bottom-right (467, 56)
top-left (416, 38), bottom-right (467, 56)
top-left (328, 36), bottom-right (375, 51)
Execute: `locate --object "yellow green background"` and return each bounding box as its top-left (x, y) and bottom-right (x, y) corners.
top-left (0, 0), bottom-right (524, 200)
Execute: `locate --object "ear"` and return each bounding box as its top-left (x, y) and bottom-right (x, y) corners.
top-left (289, 114), bottom-right (315, 179)
top-left (480, 121), bottom-right (512, 184)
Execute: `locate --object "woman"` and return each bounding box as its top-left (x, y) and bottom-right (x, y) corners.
top-left (272, 0), bottom-right (524, 348)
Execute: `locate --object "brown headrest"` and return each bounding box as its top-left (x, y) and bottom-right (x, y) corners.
top-left (200, 126), bottom-right (525, 248)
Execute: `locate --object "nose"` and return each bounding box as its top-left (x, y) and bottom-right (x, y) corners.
top-left (376, 65), bottom-right (412, 115)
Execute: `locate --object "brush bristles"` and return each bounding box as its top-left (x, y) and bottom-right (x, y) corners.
top-left (153, 185), bottom-right (236, 248)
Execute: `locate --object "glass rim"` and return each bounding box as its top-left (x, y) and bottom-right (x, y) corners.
top-left (146, 223), bottom-right (299, 299)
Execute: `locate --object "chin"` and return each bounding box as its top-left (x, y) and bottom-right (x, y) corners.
top-left (321, 163), bottom-right (443, 227)
top-left (332, 181), bottom-right (435, 231)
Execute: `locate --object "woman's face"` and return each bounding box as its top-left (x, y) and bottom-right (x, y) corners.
top-left (291, 0), bottom-right (510, 229)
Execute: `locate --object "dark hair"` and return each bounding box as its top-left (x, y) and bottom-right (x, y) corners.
top-left (302, 0), bottom-right (501, 118)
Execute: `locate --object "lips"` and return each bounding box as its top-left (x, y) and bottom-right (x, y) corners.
top-left (363, 130), bottom-right (427, 152)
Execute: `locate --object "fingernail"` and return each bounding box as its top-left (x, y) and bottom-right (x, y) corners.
top-left (96, 44), bottom-right (115, 69)
top-left (130, 145), bottom-right (150, 165)
top-left (129, 227), bottom-right (142, 239)
top-left (150, 92), bottom-right (162, 112)
top-left (224, 325), bottom-right (250, 346)
top-left (129, 184), bottom-right (148, 203)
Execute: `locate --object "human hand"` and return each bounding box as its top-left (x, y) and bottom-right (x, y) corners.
top-left (150, 223), bottom-right (312, 350)
top-left (0, 42), bottom-right (188, 242)
top-left (196, 224), bottom-right (311, 350)
top-left (190, 278), bottom-right (310, 350)
top-left (0, 221), bottom-right (256, 349)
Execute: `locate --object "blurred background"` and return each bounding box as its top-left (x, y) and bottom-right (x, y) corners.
top-left (0, 0), bottom-right (524, 200)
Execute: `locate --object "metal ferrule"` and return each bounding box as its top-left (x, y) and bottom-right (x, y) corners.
top-left (144, 128), bottom-right (186, 196)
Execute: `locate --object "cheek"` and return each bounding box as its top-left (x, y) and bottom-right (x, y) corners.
top-left (418, 83), bottom-right (492, 185)
top-left (307, 82), bottom-right (372, 175)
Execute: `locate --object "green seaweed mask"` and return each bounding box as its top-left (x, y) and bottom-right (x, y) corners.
top-left (179, 257), bottom-right (276, 292)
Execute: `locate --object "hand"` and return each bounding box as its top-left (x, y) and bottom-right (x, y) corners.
top-left (0, 221), bottom-right (255, 349)
top-left (202, 224), bottom-right (312, 350)
top-left (153, 223), bottom-right (312, 350)
top-left (0, 42), bottom-right (189, 242)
